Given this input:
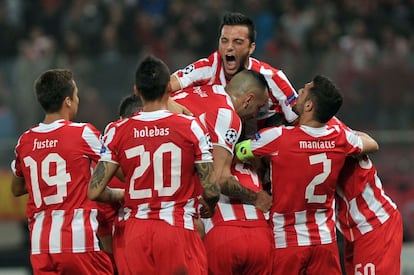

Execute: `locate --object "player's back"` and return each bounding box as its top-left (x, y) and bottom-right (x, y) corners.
top-left (336, 155), bottom-right (397, 241)
top-left (12, 119), bottom-right (103, 254)
top-left (250, 124), bottom-right (362, 247)
top-left (171, 84), bottom-right (233, 117)
top-left (13, 119), bottom-right (101, 215)
top-left (261, 125), bottom-right (359, 213)
top-left (104, 110), bottom-right (212, 229)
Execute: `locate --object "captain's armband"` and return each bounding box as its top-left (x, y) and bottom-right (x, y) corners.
top-left (235, 140), bottom-right (254, 161)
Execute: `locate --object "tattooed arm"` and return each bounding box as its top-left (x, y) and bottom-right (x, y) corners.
top-left (88, 161), bottom-right (124, 203)
top-left (195, 161), bottom-right (220, 217)
top-left (213, 145), bottom-right (272, 212)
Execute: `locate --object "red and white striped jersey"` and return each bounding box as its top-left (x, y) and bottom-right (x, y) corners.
top-left (237, 124), bottom-right (363, 248)
top-left (171, 84), bottom-right (242, 154)
top-left (100, 110), bottom-right (213, 231)
top-left (202, 162), bottom-right (269, 233)
top-left (97, 119), bottom-right (126, 237)
top-left (11, 119), bottom-right (103, 254)
top-left (335, 155), bottom-right (397, 242)
top-left (173, 51), bottom-right (298, 122)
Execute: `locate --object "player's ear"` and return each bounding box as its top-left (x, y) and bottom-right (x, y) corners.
top-left (244, 93), bottom-right (254, 109)
top-left (64, 96), bottom-right (72, 107)
top-left (249, 42), bottom-right (256, 56)
top-left (133, 85), bottom-right (140, 96)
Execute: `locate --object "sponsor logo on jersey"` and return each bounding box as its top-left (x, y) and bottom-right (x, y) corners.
top-left (182, 64), bottom-right (194, 74)
top-left (299, 140), bottom-right (335, 149)
top-left (225, 128), bottom-right (238, 144)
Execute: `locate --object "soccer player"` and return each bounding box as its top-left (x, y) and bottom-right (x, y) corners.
top-left (87, 55), bottom-right (220, 274)
top-left (169, 12), bottom-right (298, 126)
top-left (336, 154), bottom-right (403, 275)
top-left (202, 160), bottom-right (274, 274)
top-left (97, 94), bottom-right (142, 274)
top-left (171, 69), bottom-right (272, 212)
top-left (235, 75), bottom-right (379, 274)
top-left (10, 69), bottom-right (113, 274)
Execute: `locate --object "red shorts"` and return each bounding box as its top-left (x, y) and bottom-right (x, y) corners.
top-left (31, 251), bottom-right (113, 275)
top-left (113, 222), bottom-right (127, 275)
top-left (273, 242), bottom-right (341, 275)
top-left (124, 219), bottom-right (207, 274)
top-left (203, 223), bottom-right (274, 275)
top-left (343, 210), bottom-right (402, 275)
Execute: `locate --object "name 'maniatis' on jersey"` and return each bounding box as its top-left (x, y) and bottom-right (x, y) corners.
top-left (298, 140), bottom-right (335, 149)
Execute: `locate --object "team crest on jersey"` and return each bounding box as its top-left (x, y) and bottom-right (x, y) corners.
top-left (100, 145), bottom-right (107, 154)
top-left (182, 64), bottom-right (194, 74)
top-left (225, 128), bottom-right (238, 144)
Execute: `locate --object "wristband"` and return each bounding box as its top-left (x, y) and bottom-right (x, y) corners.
top-left (235, 139), bottom-right (254, 160)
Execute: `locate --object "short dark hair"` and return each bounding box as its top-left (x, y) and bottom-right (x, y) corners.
top-left (34, 69), bottom-right (75, 113)
top-left (308, 75), bottom-right (343, 123)
top-left (219, 12), bottom-right (256, 43)
top-left (135, 55), bottom-right (170, 101)
top-left (118, 94), bottom-right (142, 118)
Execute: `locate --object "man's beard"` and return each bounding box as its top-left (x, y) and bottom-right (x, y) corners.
top-left (236, 54), bottom-right (249, 74)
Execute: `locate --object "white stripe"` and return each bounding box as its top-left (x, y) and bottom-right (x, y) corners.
top-left (218, 201), bottom-right (236, 221)
top-left (201, 218), bottom-right (214, 233)
top-left (183, 199), bottom-right (195, 230)
top-left (31, 211), bottom-right (45, 254)
top-left (294, 211), bottom-right (311, 245)
top-left (272, 212), bottom-right (287, 248)
top-left (315, 210), bottom-right (333, 244)
top-left (243, 204), bottom-right (259, 219)
top-left (89, 209), bottom-right (100, 251)
top-left (49, 210), bottom-right (64, 253)
top-left (350, 197), bottom-right (373, 235)
top-left (72, 209), bottom-right (85, 252)
top-left (362, 183), bottom-right (390, 224)
top-left (135, 203), bottom-right (150, 219)
top-left (160, 201), bottom-right (175, 225)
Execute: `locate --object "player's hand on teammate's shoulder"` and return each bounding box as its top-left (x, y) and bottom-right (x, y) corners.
top-left (167, 97), bottom-right (193, 116)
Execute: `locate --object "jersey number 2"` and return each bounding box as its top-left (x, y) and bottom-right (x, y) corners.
top-left (305, 153), bottom-right (331, 203)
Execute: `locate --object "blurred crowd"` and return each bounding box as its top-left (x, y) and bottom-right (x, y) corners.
top-left (0, 0), bottom-right (414, 135)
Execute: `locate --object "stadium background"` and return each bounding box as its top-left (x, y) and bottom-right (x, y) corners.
top-left (0, 0), bottom-right (413, 273)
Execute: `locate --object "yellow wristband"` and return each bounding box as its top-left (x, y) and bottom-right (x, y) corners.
top-left (235, 140), bottom-right (254, 160)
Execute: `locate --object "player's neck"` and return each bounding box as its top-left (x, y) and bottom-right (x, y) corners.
top-left (142, 101), bottom-right (168, 112)
top-left (43, 113), bottom-right (70, 124)
top-left (298, 114), bottom-right (324, 128)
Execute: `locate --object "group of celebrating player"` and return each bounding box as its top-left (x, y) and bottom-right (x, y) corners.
top-left (11, 12), bottom-right (402, 275)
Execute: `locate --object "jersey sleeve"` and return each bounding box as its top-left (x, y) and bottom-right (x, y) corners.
top-left (257, 62), bottom-right (298, 123)
top-left (343, 128), bottom-right (363, 155)
top-left (10, 136), bottom-right (24, 177)
top-left (81, 123), bottom-right (103, 163)
top-left (99, 125), bottom-right (120, 164)
top-left (172, 52), bottom-right (217, 89)
top-left (236, 127), bottom-right (283, 160)
top-left (205, 108), bottom-right (242, 155)
top-left (189, 118), bottom-right (213, 163)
